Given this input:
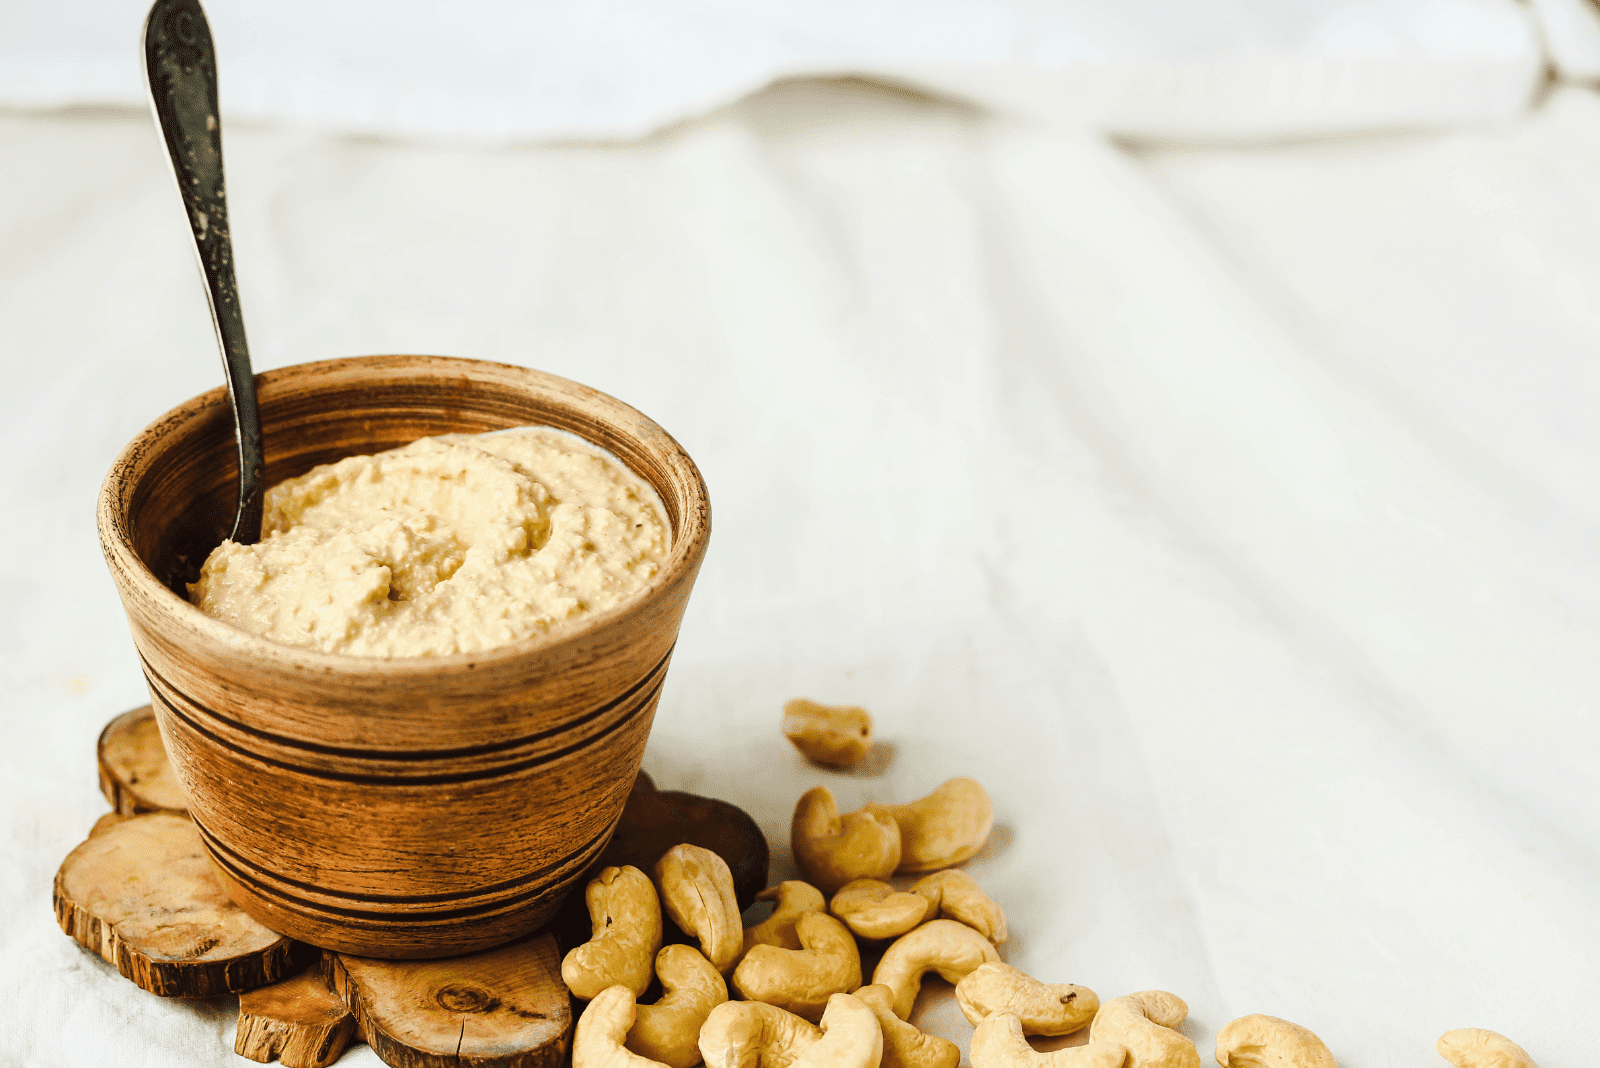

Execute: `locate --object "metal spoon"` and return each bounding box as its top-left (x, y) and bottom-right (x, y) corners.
top-left (142, 0), bottom-right (264, 544)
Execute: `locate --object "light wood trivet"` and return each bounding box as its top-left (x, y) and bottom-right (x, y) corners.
top-left (53, 811), bottom-right (307, 997)
top-left (97, 704), bottom-right (187, 816)
top-left (325, 934), bottom-right (570, 1068)
top-left (237, 966), bottom-right (358, 1068)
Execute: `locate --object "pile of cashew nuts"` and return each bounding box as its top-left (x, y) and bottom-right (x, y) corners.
top-left (564, 703), bottom-right (1540, 1068)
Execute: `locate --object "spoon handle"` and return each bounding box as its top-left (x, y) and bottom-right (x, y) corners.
top-left (142, 0), bottom-right (264, 544)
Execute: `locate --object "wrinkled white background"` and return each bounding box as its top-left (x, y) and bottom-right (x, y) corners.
top-left (3, 2), bottom-right (1598, 1066)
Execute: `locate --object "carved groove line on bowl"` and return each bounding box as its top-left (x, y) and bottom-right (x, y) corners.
top-left (140, 651), bottom-right (671, 785)
top-left (198, 815), bottom-right (613, 905)
top-left (195, 816), bottom-right (614, 926)
top-left (142, 646), bottom-right (672, 761)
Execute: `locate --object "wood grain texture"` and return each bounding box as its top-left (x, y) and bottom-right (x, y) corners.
top-left (98, 704), bottom-right (188, 816)
top-left (326, 934), bottom-right (570, 1068)
top-left (236, 966), bottom-right (357, 1067)
top-left (97, 356), bottom-right (712, 958)
top-left (53, 811), bottom-right (308, 997)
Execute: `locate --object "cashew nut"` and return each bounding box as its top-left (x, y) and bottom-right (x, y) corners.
top-left (870, 918), bottom-right (1000, 1019)
top-left (1089, 991), bottom-right (1199, 1068)
top-left (654, 844), bottom-right (744, 973)
top-left (697, 994), bottom-right (881, 1068)
top-left (955, 962), bottom-right (1097, 1036)
top-left (910, 870), bottom-right (1007, 944)
top-left (627, 945), bottom-right (728, 1068)
top-left (1437, 1029), bottom-right (1538, 1068)
top-left (575, 985), bottom-right (673, 1068)
top-left (792, 994), bottom-right (883, 1068)
top-left (745, 882), bottom-right (828, 955)
top-left (563, 865), bottom-right (664, 1000)
top-left (854, 983), bottom-right (960, 1068)
top-left (883, 778), bottom-right (993, 872)
top-left (698, 1000), bottom-right (821, 1068)
top-left (971, 1013), bottom-right (1128, 1068)
top-left (1213, 1015), bottom-right (1335, 1068)
top-left (830, 879), bottom-right (931, 941)
top-left (784, 699), bottom-right (874, 768)
top-left (791, 787), bottom-right (901, 894)
top-left (732, 912), bottom-right (863, 1022)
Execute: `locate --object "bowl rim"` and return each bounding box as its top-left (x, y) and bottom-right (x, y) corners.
top-left (96, 354), bottom-right (711, 678)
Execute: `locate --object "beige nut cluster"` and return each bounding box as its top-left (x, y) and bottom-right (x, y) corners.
top-left (726, 863), bottom-right (1010, 1068)
top-left (561, 847), bottom-right (739, 1068)
top-left (790, 779), bottom-right (993, 893)
top-left (567, 783), bottom-right (1534, 1068)
top-left (564, 830), bottom-right (1017, 1068)
top-left (760, 778), bottom-right (1104, 1068)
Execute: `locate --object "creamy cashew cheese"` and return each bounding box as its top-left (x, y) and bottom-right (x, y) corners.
top-left (188, 427), bottom-right (669, 657)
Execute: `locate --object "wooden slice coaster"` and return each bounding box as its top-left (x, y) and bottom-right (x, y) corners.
top-left (53, 811), bottom-right (307, 997)
top-left (325, 933), bottom-right (570, 1068)
top-left (237, 966), bottom-right (357, 1068)
top-left (97, 705), bottom-right (187, 816)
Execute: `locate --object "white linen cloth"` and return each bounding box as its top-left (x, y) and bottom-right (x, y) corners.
top-left (1533, 0), bottom-right (1600, 83)
top-left (2, 0), bottom-right (1545, 142)
top-left (4, 41), bottom-right (1600, 1068)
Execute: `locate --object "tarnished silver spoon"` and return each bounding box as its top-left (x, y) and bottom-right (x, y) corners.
top-left (142, 0), bottom-right (264, 544)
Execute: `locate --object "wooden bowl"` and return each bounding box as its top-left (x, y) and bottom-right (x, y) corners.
top-left (97, 355), bottom-right (711, 959)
